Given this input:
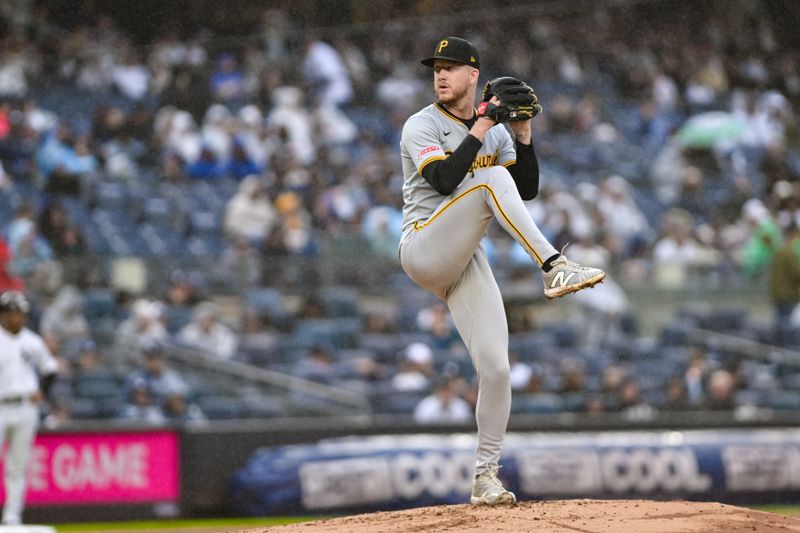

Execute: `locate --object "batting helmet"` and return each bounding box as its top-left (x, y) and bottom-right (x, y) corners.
top-left (0, 290), bottom-right (30, 313)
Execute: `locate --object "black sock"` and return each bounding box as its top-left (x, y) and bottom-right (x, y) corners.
top-left (542, 253), bottom-right (560, 272)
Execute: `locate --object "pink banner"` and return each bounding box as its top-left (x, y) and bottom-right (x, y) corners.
top-left (0, 431), bottom-right (180, 505)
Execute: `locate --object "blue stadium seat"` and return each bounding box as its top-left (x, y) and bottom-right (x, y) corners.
top-left (511, 393), bottom-right (565, 414)
top-left (241, 396), bottom-right (284, 418)
top-left (196, 395), bottom-right (242, 419)
top-left (95, 181), bottom-right (127, 209)
top-left (764, 390), bottom-right (800, 411)
top-left (189, 211), bottom-right (221, 235)
top-left (83, 288), bottom-right (119, 330)
top-left (371, 386), bottom-right (429, 415)
top-left (292, 318), bottom-right (361, 349)
top-left (69, 397), bottom-right (103, 419)
top-left (320, 286), bottom-right (360, 317)
top-left (142, 197), bottom-right (175, 225)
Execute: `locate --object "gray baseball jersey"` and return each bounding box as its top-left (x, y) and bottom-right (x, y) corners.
top-left (398, 102), bottom-right (558, 476)
top-left (400, 103), bottom-right (516, 237)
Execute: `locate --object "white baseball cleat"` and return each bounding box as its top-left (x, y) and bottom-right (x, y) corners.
top-left (542, 253), bottom-right (605, 299)
top-left (470, 468), bottom-right (516, 505)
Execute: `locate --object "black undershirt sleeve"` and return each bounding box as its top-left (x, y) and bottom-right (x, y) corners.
top-left (420, 134), bottom-right (483, 196)
top-left (507, 140), bottom-right (540, 201)
top-left (40, 373), bottom-right (56, 398)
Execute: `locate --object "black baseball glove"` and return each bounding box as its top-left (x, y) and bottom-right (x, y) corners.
top-left (477, 76), bottom-right (543, 122)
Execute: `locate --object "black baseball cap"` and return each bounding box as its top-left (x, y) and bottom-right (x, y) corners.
top-left (0, 290), bottom-right (30, 313)
top-left (421, 36), bottom-right (479, 69)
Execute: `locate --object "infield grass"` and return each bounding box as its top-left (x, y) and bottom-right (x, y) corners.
top-left (53, 516), bottom-right (321, 532)
top-left (752, 505), bottom-right (800, 516)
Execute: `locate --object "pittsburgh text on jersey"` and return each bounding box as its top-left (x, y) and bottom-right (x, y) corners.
top-left (443, 150), bottom-right (501, 173)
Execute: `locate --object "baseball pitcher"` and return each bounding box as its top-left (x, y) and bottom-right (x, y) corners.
top-left (399, 36), bottom-right (605, 505)
top-left (0, 291), bottom-right (58, 525)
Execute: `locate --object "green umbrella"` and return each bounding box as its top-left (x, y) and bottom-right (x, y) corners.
top-left (676, 111), bottom-right (746, 148)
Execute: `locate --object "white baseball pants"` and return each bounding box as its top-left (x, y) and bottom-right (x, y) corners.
top-left (0, 402), bottom-right (39, 525)
top-left (400, 166), bottom-right (557, 474)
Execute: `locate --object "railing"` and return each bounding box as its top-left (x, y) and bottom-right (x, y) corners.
top-left (688, 328), bottom-right (800, 368)
top-left (112, 332), bottom-right (372, 417)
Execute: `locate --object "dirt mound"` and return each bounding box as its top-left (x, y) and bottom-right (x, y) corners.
top-left (231, 499), bottom-right (800, 533)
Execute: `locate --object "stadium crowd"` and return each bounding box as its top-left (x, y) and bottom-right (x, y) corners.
top-left (1, 0), bottom-right (799, 425)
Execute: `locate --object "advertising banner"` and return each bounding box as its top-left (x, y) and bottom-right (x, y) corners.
top-left (230, 429), bottom-right (800, 515)
top-left (0, 431), bottom-right (180, 505)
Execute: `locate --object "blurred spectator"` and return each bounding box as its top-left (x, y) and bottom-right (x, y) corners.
top-left (162, 388), bottom-right (206, 424)
top-left (290, 343), bottom-right (344, 384)
top-left (0, 237), bottom-right (24, 292)
top-left (112, 48), bottom-right (150, 100)
top-left (662, 376), bottom-right (691, 411)
top-left (509, 353), bottom-right (543, 393)
top-left (770, 223), bottom-right (800, 343)
top-left (617, 377), bottom-right (656, 421)
top-left (39, 284), bottom-right (90, 354)
top-left (164, 269), bottom-right (203, 309)
top-left (71, 339), bottom-right (102, 376)
top-left (559, 358), bottom-right (587, 394)
top-left (5, 203), bottom-right (53, 278)
top-left (361, 205), bottom-right (402, 261)
top-left (202, 104), bottom-right (233, 160)
top-left (302, 39), bottom-right (353, 107)
top-left (566, 231), bottom-right (630, 347)
top-left (684, 348), bottom-right (708, 407)
top-left (268, 87), bottom-right (315, 164)
top-left (416, 303), bottom-right (459, 351)
top-left (176, 302), bottom-right (238, 359)
top-left (42, 214), bottom-right (85, 258)
top-left (116, 298), bottom-right (169, 351)
top-left (128, 342), bottom-right (188, 401)
top-left (413, 376), bottom-right (472, 425)
top-left (227, 141), bottom-right (262, 180)
top-left (223, 175), bottom-right (277, 244)
top-left (36, 126), bottom-right (97, 196)
top-left (210, 53), bottom-right (247, 103)
top-left (119, 377), bottom-right (166, 425)
top-left (185, 145), bottom-right (223, 180)
top-left (596, 175), bottom-right (651, 252)
top-left (391, 342), bottom-right (435, 392)
top-left (375, 64), bottom-right (425, 110)
top-left (740, 198), bottom-right (782, 278)
top-left (272, 191), bottom-right (317, 255)
top-left (652, 208), bottom-right (718, 286)
top-left (219, 236), bottom-right (262, 293)
top-left (703, 369), bottom-right (736, 411)
top-left (238, 308), bottom-right (279, 359)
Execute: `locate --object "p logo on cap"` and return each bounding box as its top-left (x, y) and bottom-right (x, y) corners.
top-left (421, 36), bottom-right (480, 69)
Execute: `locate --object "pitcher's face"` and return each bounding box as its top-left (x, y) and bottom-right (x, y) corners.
top-left (433, 60), bottom-right (476, 105)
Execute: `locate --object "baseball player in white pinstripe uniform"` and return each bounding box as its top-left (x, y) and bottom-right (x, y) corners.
top-left (399, 37), bottom-right (605, 505)
top-left (0, 291), bottom-right (58, 526)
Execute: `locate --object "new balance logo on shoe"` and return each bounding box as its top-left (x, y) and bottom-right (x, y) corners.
top-left (549, 270), bottom-right (576, 289)
top-left (542, 251), bottom-right (606, 299)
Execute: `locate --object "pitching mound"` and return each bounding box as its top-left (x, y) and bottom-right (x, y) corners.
top-left (231, 499), bottom-right (800, 533)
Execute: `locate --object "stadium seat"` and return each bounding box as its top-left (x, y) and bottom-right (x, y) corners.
top-left (69, 397), bottom-right (103, 419)
top-left (764, 390), bottom-right (800, 411)
top-left (511, 393), bottom-right (565, 415)
top-left (320, 286), bottom-right (360, 317)
top-left (240, 395), bottom-right (284, 418)
top-left (293, 318), bottom-right (361, 349)
top-left (196, 395), bottom-right (243, 419)
top-left (95, 182), bottom-right (127, 209)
